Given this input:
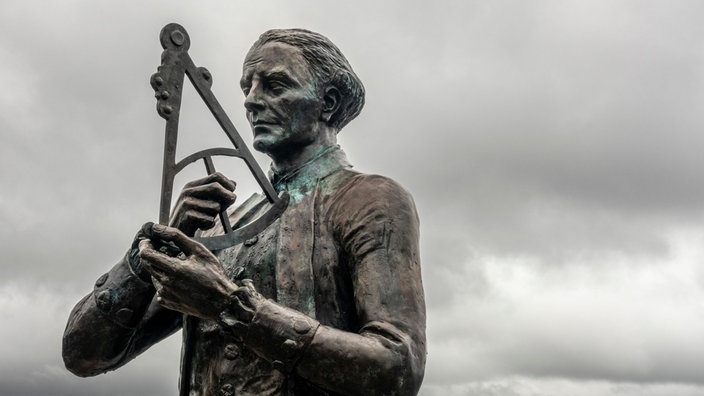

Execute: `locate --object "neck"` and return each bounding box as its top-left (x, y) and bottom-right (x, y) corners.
top-left (270, 143), bottom-right (331, 175)
top-left (270, 129), bottom-right (337, 174)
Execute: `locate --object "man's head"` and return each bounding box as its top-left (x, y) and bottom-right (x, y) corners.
top-left (246, 29), bottom-right (365, 131)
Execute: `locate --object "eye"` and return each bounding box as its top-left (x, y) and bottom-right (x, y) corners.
top-left (241, 86), bottom-right (251, 96)
top-left (269, 80), bottom-right (287, 93)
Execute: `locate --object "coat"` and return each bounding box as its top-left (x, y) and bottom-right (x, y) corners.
top-left (63, 147), bottom-right (426, 395)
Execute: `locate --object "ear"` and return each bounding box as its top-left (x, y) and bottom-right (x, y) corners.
top-left (320, 86), bottom-right (341, 124)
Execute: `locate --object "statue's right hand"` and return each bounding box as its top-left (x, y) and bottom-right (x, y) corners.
top-left (168, 172), bottom-right (236, 236)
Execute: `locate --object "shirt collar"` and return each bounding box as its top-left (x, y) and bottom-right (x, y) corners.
top-left (269, 145), bottom-right (352, 195)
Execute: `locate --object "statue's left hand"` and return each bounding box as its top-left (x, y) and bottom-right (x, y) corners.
top-left (138, 223), bottom-right (238, 320)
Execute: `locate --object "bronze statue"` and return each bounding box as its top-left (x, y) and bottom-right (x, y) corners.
top-left (63, 25), bottom-right (426, 396)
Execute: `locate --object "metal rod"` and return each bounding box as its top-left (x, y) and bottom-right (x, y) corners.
top-left (203, 156), bottom-right (232, 233)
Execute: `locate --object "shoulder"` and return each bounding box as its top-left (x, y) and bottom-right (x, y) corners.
top-left (340, 171), bottom-right (415, 205)
top-left (329, 171), bottom-right (418, 223)
top-left (327, 171), bottom-right (420, 257)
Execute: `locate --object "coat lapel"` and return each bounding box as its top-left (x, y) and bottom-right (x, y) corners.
top-left (272, 147), bottom-right (351, 319)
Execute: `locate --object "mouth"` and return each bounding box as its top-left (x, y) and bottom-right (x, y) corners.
top-left (249, 113), bottom-right (279, 136)
top-left (252, 121), bottom-right (275, 127)
top-left (250, 114), bottom-right (277, 125)
top-left (252, 123), bottom-right (277, 136)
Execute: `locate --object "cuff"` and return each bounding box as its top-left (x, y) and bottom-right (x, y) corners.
top-left (92, 252), bottom-right (156, 328)
top-left (219, 298), bottom-right (319, 373)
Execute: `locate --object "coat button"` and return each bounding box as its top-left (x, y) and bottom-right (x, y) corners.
top-left (281, 339), bottom-right (298, 357)
top-left (223, 344), bottom-right (240, 360)
top-left (293, 319), bottom-right (312, 334)
top-left (95, 290), bottom-right (112, 311)
top-left (95, 273), bottom-right (108, 287)
top-left (116, 308), bottom-right (134, 324)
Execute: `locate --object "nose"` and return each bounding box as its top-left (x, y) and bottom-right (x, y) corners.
top-left (243, 84), bottom-right (265, 114)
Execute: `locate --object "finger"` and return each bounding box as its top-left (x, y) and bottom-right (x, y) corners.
top-left (138, 239), bottom-right (178, 275)
top-left (152, 278), bottom-right (181, 306)
top-left (183, 183), bottom-right (237, 206)
top-left (241, 278), bottom-right (257, 293)
top-left (137, 238), bottom-right (156, 254)
top-left (169, 198), bottom-right (217, 236)
top-left (182, 211), bottom-right (216, 231)
top-left (143, 260), bottom-right (169, 282)
top-left (131, 222), bottom-right (155, 248)
top-left (149, 223), bottom-right (207, 256)
top-left (155, 293), bottom-right (174, 309)
top-left (183, 172), bottom-right (221, 189)
top-left (231, 294), bottom-right (256, 319)
top-left (184, 172), bottom-right (236, 191)
top-left (140, 256), bottom-right (167, 278)
top-left (152, 277), bottom-right (164, 293)
top-left (140, 221), bottom-right (155, 237)
top-left (207, 172), bottom-right (237, 191)
top-left (154, 290), bottom-right (187, 314)
top-left (179, 196), bottom-right (221, 216)
top-left (138, 236), bottom-right (150, 247)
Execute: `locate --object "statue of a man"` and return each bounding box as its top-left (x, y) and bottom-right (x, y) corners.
top-left (63, 28), bottom-right (426, 396)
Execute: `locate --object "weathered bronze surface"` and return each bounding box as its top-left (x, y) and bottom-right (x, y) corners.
top-left (63, 24), bottom-right (426, 395)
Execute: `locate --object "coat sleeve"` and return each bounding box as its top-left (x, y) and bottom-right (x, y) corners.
top-left (62, 250), bottom-right (183, 377)
top-left (297, 174), bottom-right (426, 395)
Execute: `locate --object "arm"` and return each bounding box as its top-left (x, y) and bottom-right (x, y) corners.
top-left (62, 241), bottom-right (182, 377)
top-left (63, 172), bottom-right (235, 376)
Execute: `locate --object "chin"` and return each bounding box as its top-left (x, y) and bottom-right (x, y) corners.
top-left (252, 137), bottom-right (281, 155)
top-left (252, 139), bottom-right (271, 153)
top-left (254, 138), bottom-right (306, 160)
top-left (252, 126), bottom-right (283, 152)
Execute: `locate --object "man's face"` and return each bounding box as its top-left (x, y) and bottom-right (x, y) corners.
top-left (240, 42), bottom-right (324, 157)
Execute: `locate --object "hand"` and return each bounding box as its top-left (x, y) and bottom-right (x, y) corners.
top-left (138, 223), bottom-right (238, 320)
top-left (126, 222), bottom-right (159, 283)
top-left (169, 172), bottom-right (237, 236)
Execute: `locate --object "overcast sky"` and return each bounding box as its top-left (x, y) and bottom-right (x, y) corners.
top-left (2, 1), bottom-right (704, 395)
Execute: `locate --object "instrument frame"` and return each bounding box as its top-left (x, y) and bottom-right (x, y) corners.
top-left (150, 23), bottom-right (288, 251)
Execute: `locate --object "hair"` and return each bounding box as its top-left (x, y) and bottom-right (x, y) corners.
top-left (248, 28), bottom-right (365, 131)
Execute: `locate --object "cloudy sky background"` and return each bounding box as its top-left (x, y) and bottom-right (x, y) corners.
top-left (2, 1), bottom-right (704, 395)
